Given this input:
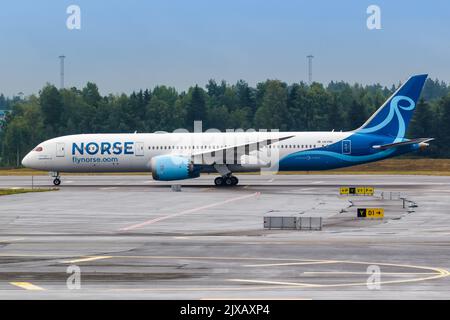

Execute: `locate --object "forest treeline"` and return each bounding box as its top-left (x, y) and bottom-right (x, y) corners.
top-left (1, 78), bottom-right (450, 166)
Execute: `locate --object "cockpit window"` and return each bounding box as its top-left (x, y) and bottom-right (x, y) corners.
top-left (34, 146), bottom-right (43, 152)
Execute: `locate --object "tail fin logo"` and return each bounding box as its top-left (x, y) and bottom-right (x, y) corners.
top-left (358, 95), bottom-right (415, 141)
top-left (356, 74), bottom-right (427, 141)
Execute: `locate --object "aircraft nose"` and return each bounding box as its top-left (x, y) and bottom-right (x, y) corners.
top-left (21, 153), bottom-right (31, 167)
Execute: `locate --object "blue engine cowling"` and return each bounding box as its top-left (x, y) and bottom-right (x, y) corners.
top-left (150, 155), bottom-right (200, 181)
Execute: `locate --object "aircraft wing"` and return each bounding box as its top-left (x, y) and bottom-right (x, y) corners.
top-left (372, 138), bottom-right (434, 150)
top-left (190, 135), bottom-right (295, 164)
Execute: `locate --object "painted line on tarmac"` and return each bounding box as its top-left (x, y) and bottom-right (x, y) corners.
top-left (60, 256), bottom-right (112, 264)
top-left (119, 192), bottom-right (260, 231)
top-left (230, 260), bottom-right (450, 288)
top-left (0, 238), bottom-right (25, 243)
top-left (303, 271), bottom-right (438, 275)
top-left (243, 261), bottom-right (338, 267)
top-left (10, 282), bottom-right (44, 291)
top-left (202, 297), bottom-right (312, 300)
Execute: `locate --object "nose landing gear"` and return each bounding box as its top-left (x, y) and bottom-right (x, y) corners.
top-left (50, 171), bottom-right (61, 186)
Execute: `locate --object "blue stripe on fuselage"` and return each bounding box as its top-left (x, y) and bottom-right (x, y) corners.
top-left (278, 133), bottom-right (418, 171)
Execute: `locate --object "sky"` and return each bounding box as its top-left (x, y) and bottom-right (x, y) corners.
top-left (0, 0), bottom-right (449, 96)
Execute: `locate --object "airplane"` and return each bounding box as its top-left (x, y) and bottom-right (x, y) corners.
top-left (21, 74), bottom-right (433, 187)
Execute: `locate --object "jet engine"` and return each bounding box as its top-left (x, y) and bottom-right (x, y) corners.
top-left (150, 155), bottom-right (200, 181)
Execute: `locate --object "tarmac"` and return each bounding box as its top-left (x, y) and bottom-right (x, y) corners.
top-left (0, 174), bottom-right (449, 299)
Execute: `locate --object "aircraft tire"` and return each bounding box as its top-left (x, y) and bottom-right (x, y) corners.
top-left (224, 177), bottom-right (233, 186)
top-left (214, 177), bottom-right (224, 186)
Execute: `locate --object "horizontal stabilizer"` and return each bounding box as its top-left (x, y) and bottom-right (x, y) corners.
top-left (372, 138), bottom-right (434, 150)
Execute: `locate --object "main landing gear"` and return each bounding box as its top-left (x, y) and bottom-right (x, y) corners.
top-left (213, 164), bottom-right (238, 187)
top-left (214, 175), bottom-right (239, 187)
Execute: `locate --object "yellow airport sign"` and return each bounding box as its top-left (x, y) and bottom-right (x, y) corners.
top-left (357, 208), bottom-right (384, 219)
top-left (365, 187), bottom-right (374, 196)
top-left (340, 186), bottom-right (375, 196)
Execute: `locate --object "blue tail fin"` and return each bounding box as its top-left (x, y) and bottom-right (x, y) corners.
top-left (357, 74), bottom-right (427, 141)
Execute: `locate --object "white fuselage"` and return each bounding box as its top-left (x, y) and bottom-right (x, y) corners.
top-left (22, 131), bottom-right (351, 173)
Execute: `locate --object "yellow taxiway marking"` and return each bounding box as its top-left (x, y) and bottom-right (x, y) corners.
top-left (60, 256), bottom-right (112, 264)
top-left (10, 282), bottom-right (44, 291)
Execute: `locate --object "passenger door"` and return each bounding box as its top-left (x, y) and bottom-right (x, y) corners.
top-left (56, 142), bottom-right (65, 157)
top-left (135, 142), bottom-right (144, 156)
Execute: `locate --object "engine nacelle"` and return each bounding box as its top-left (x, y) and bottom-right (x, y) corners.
top-left (150, 155), bottom-right (200, 181)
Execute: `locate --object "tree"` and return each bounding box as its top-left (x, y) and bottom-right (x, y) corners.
top-left (234, 80), bottom-right (255, 111)
top-left (409, 99), bottom-right (433, 138)
top-left (306, 82), bottom-right (332, 131)
top-left (0, 98), bottom-right (44, 166)
top-left (0, 94), bottom-right (6, 108)
top-left (348, 99), bottom-right (368, 130)
top-left (254, 80), bottom-right (290, 130)
top-left (146, 97), bottom-right (185, 132)
top-left (436, 94), bottom-right (450, 157)
top-left (82, 82), bottom-right (102, 107)
top-left (287, 83), bottom-right (309, 130)
top-left (327, 94), bottom-right (344, 131)
top-left (39, 84), bottom-right (63, 133)
top-left (185, 85), bottom-right (207, 129)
